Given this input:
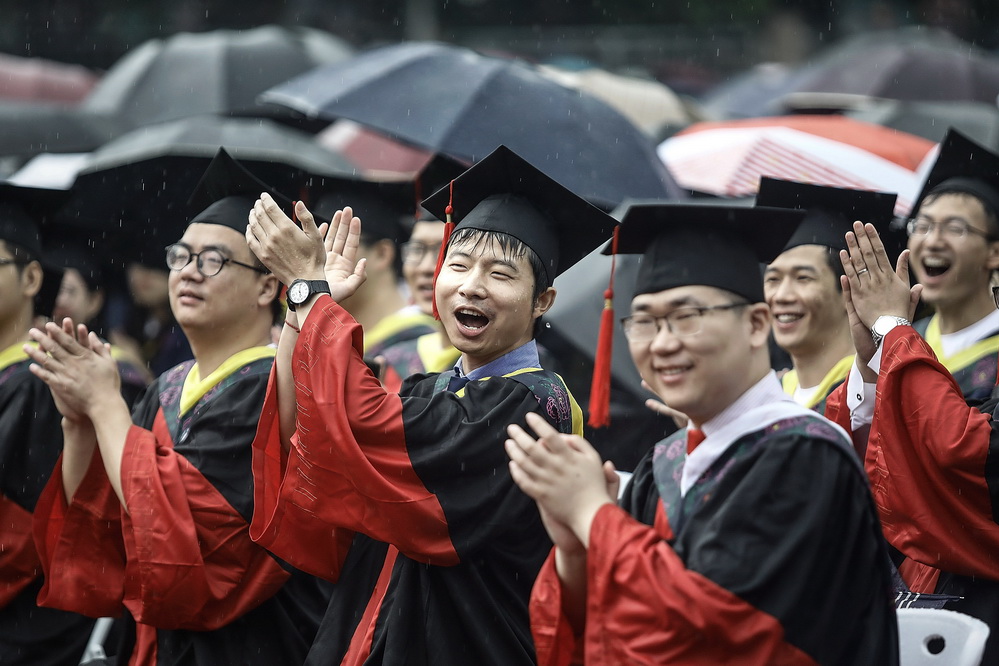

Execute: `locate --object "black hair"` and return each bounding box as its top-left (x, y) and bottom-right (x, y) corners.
top-left (245, 249), bottom-right (283, 326)
top-left (920, 189), bottom-right (999, 238)
top-left (824, 247), bottom-right (846, 292)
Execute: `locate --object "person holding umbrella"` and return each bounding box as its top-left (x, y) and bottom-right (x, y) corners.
top-left (758, 177), bottom-right (898, 415)
top-left (25, 152), bottom-right (330, 665)
top-left (506, 203), bottom-right (898, 664)
top-left (246, 145), bottom-right (615, 665)
top-left (0, 183), bottom-right (94, 665)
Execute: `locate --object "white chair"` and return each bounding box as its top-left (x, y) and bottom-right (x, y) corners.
top-left (897, 608), bottom-right (991, 666)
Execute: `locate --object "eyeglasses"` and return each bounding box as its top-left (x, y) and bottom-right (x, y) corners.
top-left (906, 217), bottom-right (993, 240)
top-left (620, 303), bottom-right (748, 342)
top-left (992, 285), bottom-right (999, 310)
top-left (0, 258), bottom-right (29, 268)
top-left (165, 244), bottom-right (268, 277)
top-left (400, 241), bottom-right (442, 265)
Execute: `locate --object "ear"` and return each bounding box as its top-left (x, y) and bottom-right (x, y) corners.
top-left (986, 240), bottom-right (999, 271)
top-left (746, 303), bottom-right (772, 350)
top-left (257, 273), bottom-right (280, 309)
top-left (20, 261), bottom-right (43, 300)
top-left (366, 239), bottom-right (396, 272)
top-left (533, 287), bottom-right (556, 319)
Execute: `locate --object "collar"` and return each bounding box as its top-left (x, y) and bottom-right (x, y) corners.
top-left (451, 339), bottom-right (541, 382)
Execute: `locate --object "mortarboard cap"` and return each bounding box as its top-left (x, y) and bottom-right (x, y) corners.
top-left (414, 153), bottom-right (469, 223)
top-left (422, 145), bottom-right (617, 285)
top-left (187, 148), bottom-right (295, 233)
top-left (608, 203), bottom-right (805, 303)
top-left (913, 129), bottom-right (999, 219)
top-left (306, 175), bottom-right (411, 244)
top-left (756, 177), bottom-right (897, 253)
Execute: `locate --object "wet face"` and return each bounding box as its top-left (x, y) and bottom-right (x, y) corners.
top-left (908, 194), bottom-right (999, 309)
top-left (434, 234), bottom-right (553, 372)
top-left (628, 285), bottom-right (769, 426)
top-left (54, 268), bottom-right (103, 325)
top-left (402, 220), bottom-right (445, 317)
top-left (167, 223), bottom-right (272, 335)
top-left (764, 244), bottom-right (846, 356)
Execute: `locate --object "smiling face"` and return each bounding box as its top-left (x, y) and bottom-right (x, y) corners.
top-left (168, 223), bottom-right (273, 337)
top-left (402, 220), bottom-right (445, 317)
top-left (909, 193), bottom-right (999, 310)
top-left (628, 284), bottom-right (770, 426)
top-left (764, 244), bottom-right (847, 356)
top-left (434, 231), bottom-right (554, 372)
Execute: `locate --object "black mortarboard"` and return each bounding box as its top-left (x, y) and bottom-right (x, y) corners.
top-left (608, 203), bottom-right (805, 303)
top-left (422, 145), bottom-right (617, 284)
top-left (187, 148), bottom-right (295, 233)
top-left (913, 129), bottom-right (999, 218)
top-left (306, 176), bottom-right (410, 244)
top-left (414, 153), bottom-right (469, 223)
top-left (756, 177), bottom-right (898, 252)
top-left (0, 182), bottom-right (69, 317)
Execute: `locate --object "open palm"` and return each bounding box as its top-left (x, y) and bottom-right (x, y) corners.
top-left (323, 205), bottom-right (368, 303)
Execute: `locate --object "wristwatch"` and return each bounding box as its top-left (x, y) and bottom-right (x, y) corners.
top-left (286, 279), bottom-right (331, 311)
top-left (871, 315), bottom-right (911, 348)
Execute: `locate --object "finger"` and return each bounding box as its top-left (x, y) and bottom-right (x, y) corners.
top-left (90, 332), bottom-right (112, 358)
top-left (75, 322), bottom-right (90, 347)
top-left (507, 460), bottom-right (542, 500)
top-left (504, 436), bottom-right (543, 476)
top-left (297, 201), bottom-right (319, 236)
top-left (524, 410), bottom-right (560, 439)
top-left (23, 340), bottom-right (49, 366)
top-left (864, 223), bottom-right (891, 273)
top-left (853, 220), bottom-right (882, 274)
top-left (840, 247), bottom-right (862, 285)
top-left (329, 208), bottom-right (351, 257)
top-left (895, 248), bottom-right (912, 283)
top-left (259, 193), bottom-right (292, 229)
top-left (603, 460), bottom-right (621, 498)
top-left (909, 284), bottom-right (923, 321)
top-left (317, 221), bottom-right (330, 240)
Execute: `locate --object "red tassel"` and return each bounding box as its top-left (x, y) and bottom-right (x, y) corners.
top-left (431, 181), bottom-right (456, 320)
top-left (588, 226), bottom-right (620, 429)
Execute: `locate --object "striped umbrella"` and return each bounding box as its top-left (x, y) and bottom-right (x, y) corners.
top-left (658, 115), bottom-right (935, 215)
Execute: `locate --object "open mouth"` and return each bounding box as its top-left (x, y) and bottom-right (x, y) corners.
top-left (775, 313), bottom-right (804, 324)
top-left (455, 308), bottom-right (490, 331)
top-left (922, 257), bottom-right (951, 278)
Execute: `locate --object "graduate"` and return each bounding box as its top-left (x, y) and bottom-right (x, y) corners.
top-left (246, 145), bottom-right (616, 665)
top-left (832, 185), bottom-right (999, 659)
top-left (0, 183), bottom-right (94, 665)
top-left (27, 150), bottom-right (329, 665)
top-left (758, 177), bottom-right (898, 414)
top-left (507, 203), bottom-right (899, 665)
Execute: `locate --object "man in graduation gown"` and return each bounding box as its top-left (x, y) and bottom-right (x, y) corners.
top-left (759, 177), bottom-right (898, 415)
top-left (830, 198), bottom-right (999, 658)
top-left (0, 183), bottom-right (95, 665)
top-left (26, 151), bottom-right (329, 665)
top-left (506, 203), bottom-right (899, 665)
top-left (245, 145), bottom-right (616, 665)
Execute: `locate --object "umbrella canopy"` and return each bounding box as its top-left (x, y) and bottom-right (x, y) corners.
top-left (259, 41), bottom-right (681, 208)
top-left (61, 115), bottom-right (358, 253)
top-left (0, 101), bottom-right (133, 159)
top-left (846, 99), bottom-right (999, 152)
top-left (658, 116), bottom-right (935, 214)
top-left (0, 53), bottom-right (98, 104)
top-left (788, 27), bottom-right (999, 105)
top-left (82, 25), bottom-right (353, 127)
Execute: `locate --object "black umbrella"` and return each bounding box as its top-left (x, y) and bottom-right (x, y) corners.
top-left (259, 41), bottom-right (681, 208)
top-left (60, 114), bottom-right (359, 258)
top-left (0, 101), bottom-right (133, 159)
top-left (82, 25), bottom-right (353, 127)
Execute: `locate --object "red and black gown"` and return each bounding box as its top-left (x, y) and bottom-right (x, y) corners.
top-left (0, 345), bottom-right (95, 665)
top-left (827, 326), bottom-right (999, 662)
top-left (250, 296), bottom-right (583, 665)
top-left (32, 351), bottom-right (330, 665)
top-left (531, 401), bottom-right (898, 665)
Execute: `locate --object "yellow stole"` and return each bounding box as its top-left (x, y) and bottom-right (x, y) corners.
top-left (781, 355), bottom-right (855, 410)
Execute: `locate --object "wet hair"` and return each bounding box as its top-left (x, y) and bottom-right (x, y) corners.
top-left (824, 247), bottom-right (845, 292)
top-left (0, 239), bottom-right (36, 276)
top-left (920, 189), bottom-right (999, 238)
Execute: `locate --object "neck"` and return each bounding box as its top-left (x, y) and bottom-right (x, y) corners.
top-left (934, 291), bottom-right (996, 335)
top-left (186, 321), bottom-right (271, 378)
top-left (341, 277), bottom-right (405, 332)
top-left (0, 305), bottom-right (34, 353)
top-left (789, 329), bottom-right (854, 388)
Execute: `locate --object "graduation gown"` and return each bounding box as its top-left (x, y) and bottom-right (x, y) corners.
top-left (828, 326), bottom-right (999, 662)
top-left (914, 314), bottom-right (999, 404)
top-left (530, 405), bottom-right (898, 665)
top-left (250, 296), bottom-right (583, 665)
top-left (32, 349), bottom-right (329, 665)
top-left (780, 354), bottom-right (853, 415)
top-left (379, 331), bottom-right (461, 381)
top-left (363, 307), bottom-right (438, 358)
top-left (0, 344), bottom-right (94, 665)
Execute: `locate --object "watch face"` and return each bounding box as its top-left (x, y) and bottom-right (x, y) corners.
top-left (288, 281), bottom-right (309, 304)
top-left (873, 317), bottom-right (897, 335)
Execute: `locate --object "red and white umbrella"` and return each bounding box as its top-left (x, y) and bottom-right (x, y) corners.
top-left (658, 116), bottom-right (936, 215)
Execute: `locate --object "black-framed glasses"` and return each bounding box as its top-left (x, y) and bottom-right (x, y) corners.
top-left (992, 285), bottom-right (999, 310)
top-left (906, 217), bottom-right (993, 240)
top-left (620, 303), bottom-right (749, 342)
top-left (165, 244), bottom-right (268, 277)
top-left (400, 241), bottom-right (442, 265)
top-left (0, 258), bottom-right (29, 268)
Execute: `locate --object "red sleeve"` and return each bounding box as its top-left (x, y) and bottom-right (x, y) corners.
top-left (32, 449), bottom-right (126, 617)
top-left (577, 504), bottom-right (814, 665)
top-left (0, 494), bottom-right (40, 608)
top-left (529, 551), bottom-right (583, 666)
top-left (867, 326), bottom-right (999, 578)
top-left (250, 296), bottom-right (458, 566)
top-left (823, 382), bottom-right (870, 459)
top-left (118, 415), bottom-right (290, 631)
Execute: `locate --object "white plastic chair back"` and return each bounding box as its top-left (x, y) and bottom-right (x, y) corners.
top-left (897, 608), bottom-right (990, 666)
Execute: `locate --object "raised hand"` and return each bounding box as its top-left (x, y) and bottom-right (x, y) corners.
top-left (246, 194), bottom-right (327, 285)
top-left (322, 206), bottom-right (368, 303)
top-left (840, 221), bottom-right (922, 329)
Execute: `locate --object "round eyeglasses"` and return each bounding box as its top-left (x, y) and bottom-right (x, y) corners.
top-left (400, 241), bottom-right (443, 265)
top-left (165, 244), bottom-right (269, 277)
top-left (906, 217), bottom-right (993, 240)
top-left (620, 303), bottom-right (748, 342)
